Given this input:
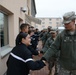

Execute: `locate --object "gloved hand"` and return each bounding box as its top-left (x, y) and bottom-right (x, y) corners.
top-left (40, 51), bottom-right (44, 54)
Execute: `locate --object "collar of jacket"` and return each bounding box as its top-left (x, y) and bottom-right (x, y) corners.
top-left (64, 29), bottom-right (76, 36)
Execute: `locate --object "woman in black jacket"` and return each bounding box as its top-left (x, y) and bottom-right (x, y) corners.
top-left (6, 33), bottom-right (45, 75)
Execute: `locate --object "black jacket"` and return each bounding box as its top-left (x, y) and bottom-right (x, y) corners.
top-left (31, 34), bottom-right (39, 50)
top-left (16, 32), bottom-right (39, 55)
top-left (28, 45), bottom-right (39, 55)
top-left (6, 43), bottom-right (45, 75)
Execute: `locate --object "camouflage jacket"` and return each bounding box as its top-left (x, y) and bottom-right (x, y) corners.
top-left (41, 31), bottom-right (52, 46)
top-left (42, 37), bottom-right (54, 53)
top-left (43, 30), bottom-right (76, 70)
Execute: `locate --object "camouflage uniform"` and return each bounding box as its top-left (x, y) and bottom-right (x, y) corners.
top-left (42, 12), bottom-right (76, 75)
top-left (39, 31), bottom-right (46, 40)
top-left (42, 37), bottom-right (55, 74)
top-left (58, 63), bottom-right (76, 75)
top-left (42, 37), bottom-right (53, 53)
top-left (41, 31), bottom-right (52, 47)
top-left (42, 35), bottom-right (59, 75)
top-left (43, 30), bottom-right (76, 73)
top-left (42, 11), bottom-right (76, 75)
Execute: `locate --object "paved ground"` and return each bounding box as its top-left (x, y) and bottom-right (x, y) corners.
top-left (30, 56), bottom-right (49, 75)
top-left (30, 66), bottom-right (49, 75)
top-left (30, 41), bottom-right (55, 75)
top-left (30, 56), bottom-right (55, 75)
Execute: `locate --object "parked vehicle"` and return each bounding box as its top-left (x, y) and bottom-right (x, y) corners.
top-left (57, 26), bottom-right (65, 33)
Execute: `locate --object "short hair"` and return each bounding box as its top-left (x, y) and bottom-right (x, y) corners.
top-left (28, 30), bottom-right (34, 34)
top-left (20, 23), bottom-right (29, 30)
top-left (17, 33), bottom-right (28, 45)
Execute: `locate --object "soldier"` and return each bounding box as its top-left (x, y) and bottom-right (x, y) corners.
top-left (41, 26), bottom-right (52, 47)
top-left (41, 30), bottom-right (57, 53)
top-left (41, 11), bottom-right (76, 75)
top-left (41, 30), bottom-right (58, 75)
top-left (39, 29), bottom-right (46, 40)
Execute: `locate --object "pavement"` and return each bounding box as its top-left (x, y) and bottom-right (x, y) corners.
top-left (30, 41), bottom-right (55, 75)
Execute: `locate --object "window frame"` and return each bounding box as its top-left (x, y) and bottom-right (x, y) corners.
top-left (0, 12), bottom-right (11, 58)
top-left (0, 12), bottom-right (9, 47)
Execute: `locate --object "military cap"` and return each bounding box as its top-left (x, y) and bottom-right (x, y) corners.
top-left (63, 11), bottom-right (76, 24)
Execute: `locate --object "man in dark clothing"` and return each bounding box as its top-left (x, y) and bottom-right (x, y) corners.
top-left (16, 24), bottom-right (39, 56)
top-left (15, 23), bottom-right (29, 45)
top-left (31, 28), bottom-right (39, 50)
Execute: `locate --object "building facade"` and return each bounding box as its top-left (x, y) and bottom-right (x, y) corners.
top-left (35, 17), bottom-right (62, 31)
top-left (0, 0), bottom-right (37, 75)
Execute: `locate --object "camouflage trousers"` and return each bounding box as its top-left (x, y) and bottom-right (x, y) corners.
top-left (57, 64), bottom-right (76, 75)
top-left (48, 58), bottom-right (58, 75)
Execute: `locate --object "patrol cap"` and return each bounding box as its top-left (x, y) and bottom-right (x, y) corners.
top-left (50, 30), bottom-right (56, 34)
top-left (63, 11), bottom-right (76, 24)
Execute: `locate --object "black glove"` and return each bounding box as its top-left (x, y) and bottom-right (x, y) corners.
top-left (41, 57), bottom-right (46, 61)
top-left (40, 51), bottom-right (44, 54)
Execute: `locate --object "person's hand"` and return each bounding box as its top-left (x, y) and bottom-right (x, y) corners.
top-left (42, 60), bottom-right (46, 64)
top-left (40, 51), bottom-right (44, 54)
top-left (38, 51), bottom-right (43, 57)
top-left (40, 57), bottom-right (47, 65)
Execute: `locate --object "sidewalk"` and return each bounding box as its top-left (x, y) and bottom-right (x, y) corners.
top-left (30, 56), bottom-right (55, 75)
top-left (30, 56), bottom-right (49, 75)
top-left (30, 41), bottom-right (55, 75)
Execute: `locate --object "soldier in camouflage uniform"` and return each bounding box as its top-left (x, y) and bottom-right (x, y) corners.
top-left (41, 30), bottom-right (59, 75)
top-left (39, 29), bottom-right (47, 40)
top-left (41, 30), bottom-right (57, 53)
top-left (41, 11), bottom-right (76, 75)
top-left (41, 26), bottom-right (52, 47)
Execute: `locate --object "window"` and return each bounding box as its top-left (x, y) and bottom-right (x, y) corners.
top-left (49, 22), bottom-right (52, 24)
top-left (42, 25), bottom-right (45, 27)
top-left (49, 18), bottom-right (51, 21)
top-left (42, 25), bottom-right (45, 28)
top-left (42, 22), bottom-right (45, 24)
top-left (56, 18), bottom-right (59, 21)
top-left (0, 12), bottom-right (9, 47)
top-left (56, 22), bottom-right (59, 25)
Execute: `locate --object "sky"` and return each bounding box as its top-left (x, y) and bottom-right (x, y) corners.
top-left (35, 0), bottom-right (76, 18)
